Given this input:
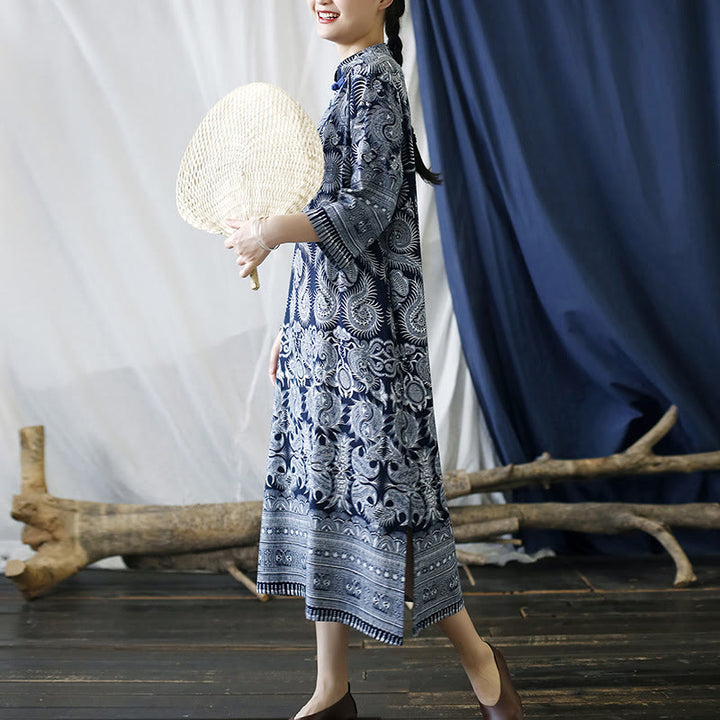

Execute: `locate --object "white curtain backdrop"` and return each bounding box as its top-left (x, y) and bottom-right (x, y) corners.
top-left (1, 0), bottom-right (550, 569)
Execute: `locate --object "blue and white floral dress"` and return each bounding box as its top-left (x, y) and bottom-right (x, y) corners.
top-left (255, 42), bottom-right (464, 646)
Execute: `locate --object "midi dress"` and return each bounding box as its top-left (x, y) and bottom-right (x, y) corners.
top-left (255, 42), bottom-right (465, 646)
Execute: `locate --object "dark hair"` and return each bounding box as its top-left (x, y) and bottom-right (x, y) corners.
top-left (384, 0), bottom-right (442, 185)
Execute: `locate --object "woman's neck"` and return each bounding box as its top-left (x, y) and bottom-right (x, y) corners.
top-left (336, 28), bottom-right (385, 61)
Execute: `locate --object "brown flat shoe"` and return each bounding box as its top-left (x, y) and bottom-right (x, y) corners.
top-left (478, 644), bottom-right (524, 720)
top-left (289, 681), bottom-right (358, 720)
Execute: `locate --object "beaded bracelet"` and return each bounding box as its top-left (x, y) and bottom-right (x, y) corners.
top-left (252, 217), bottom-right (278, 252)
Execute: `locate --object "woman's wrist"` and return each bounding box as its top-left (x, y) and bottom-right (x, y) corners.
top-left (252, 217), bottom-right (278, 252)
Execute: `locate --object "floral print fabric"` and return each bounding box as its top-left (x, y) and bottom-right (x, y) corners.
top-left (255, 43), bottom-right (464, 645)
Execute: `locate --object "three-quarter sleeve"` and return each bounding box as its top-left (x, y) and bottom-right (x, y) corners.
top-left (304, 68), bottom-right (406, 281)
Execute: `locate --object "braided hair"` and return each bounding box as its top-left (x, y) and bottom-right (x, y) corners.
top-left (384, 0), bottom-right (442, 185)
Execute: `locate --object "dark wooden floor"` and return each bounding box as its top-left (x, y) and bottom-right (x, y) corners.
top-left (1, 554), bottom-right (719, 719)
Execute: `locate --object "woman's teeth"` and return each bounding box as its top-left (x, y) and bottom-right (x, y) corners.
top-left (318, 11), bottom-right (339, 22)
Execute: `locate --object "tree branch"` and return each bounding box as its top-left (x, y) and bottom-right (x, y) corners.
top-left (444, 405), bottom-right (720, 497)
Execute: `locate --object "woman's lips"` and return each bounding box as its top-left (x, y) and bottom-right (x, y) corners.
top-left (318, 11), bottom-right (339, 24)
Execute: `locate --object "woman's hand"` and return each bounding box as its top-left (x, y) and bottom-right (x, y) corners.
top-left (268, 329), bottom-right (282, 384)
top-left (223, 218), bottom-right (269, 279)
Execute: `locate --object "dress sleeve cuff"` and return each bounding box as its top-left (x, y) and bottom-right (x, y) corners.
top-left (304, 205), bottom-right (359, 283)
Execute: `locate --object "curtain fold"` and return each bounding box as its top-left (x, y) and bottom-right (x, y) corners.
top-left (412, 0), bottom-right (720, 554)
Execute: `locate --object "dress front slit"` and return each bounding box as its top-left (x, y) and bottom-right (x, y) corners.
top-left (404, 527), bottom-right (414, 603)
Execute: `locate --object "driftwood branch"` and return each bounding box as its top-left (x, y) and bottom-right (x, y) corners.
top-left (7, 427), bottom-right (263, 599)
top-left (7, 411), bottom-right (720, 598)
top-left (447, 502), bottom-right (719, 587)
top-left (443, 405), bottom-right (720, 498)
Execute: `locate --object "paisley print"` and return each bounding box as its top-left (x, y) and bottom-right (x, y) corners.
top-left (343, 274), bottom-right (382, 338)
top-left (255, 43), bottom-right (464, 646)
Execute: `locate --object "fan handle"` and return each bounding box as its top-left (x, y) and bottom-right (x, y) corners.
top-left (250, 268), bottom-right (260, 290)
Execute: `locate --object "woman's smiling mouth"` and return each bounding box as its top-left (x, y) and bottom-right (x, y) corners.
top-left (318, 10), bottom-right (340, 24)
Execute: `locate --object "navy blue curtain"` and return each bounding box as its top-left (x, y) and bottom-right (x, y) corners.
top-left (412, 0), bottom-right (720, 554)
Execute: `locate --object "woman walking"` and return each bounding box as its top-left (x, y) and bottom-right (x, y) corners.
top-left (225, 2), bottom-right (523, 718)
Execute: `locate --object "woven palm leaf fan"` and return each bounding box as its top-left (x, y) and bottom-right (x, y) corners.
top-left (176, 82), bottom-right (325, 290)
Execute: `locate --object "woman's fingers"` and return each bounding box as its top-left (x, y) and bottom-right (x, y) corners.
top-left (269, 330), bottom-right (282, 384)
top-left (237, 257), bottom-right (252, 278)
top-left (237, 247), bottom-right (270, 275)
top-left (236, 253), bottom-right (264, 278)
top-left (238, 262), bottom-right (255, 279)
top-left (223, 218), bottom-right (270, 279)
top-left (224, 219), bottom-right (244, 253)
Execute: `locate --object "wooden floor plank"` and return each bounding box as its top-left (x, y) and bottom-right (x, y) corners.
top-left (1, 554), bottom-right (718, 719)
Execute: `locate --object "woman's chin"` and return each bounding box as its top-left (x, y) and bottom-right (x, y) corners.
top-left (316, 26), bottom-right (338, 41)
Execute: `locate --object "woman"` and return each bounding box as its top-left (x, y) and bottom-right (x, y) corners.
top-left (225, 2), bottom-right (523, 718)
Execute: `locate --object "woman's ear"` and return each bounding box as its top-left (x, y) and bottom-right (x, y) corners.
top-left (379, 0), bottom-right (395, 11)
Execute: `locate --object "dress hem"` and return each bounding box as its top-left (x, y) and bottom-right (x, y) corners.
top-left (306, 604), bottom-right (404, 646)
top-left (411, 596), bottom-right (465, 638)
top-left (256, 579), bottom-right (404, 645)
top-left (255, 580), bottom-right (465, 647)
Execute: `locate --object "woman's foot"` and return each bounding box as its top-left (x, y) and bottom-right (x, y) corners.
top-left (475, 644), bottom-right (523, 719)
top-left (436, 607), bottom-right (521, 716)
top-left (463, 639), bottom-right (502, 706)
top-left (436, 607), bottom-right (502, 705)
top-left (293, 682), bottom-right (350, 719)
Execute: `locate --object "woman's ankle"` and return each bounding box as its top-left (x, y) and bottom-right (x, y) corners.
top-left (313, 678), bottom-right (349, 699)
top-left (460, 638), bottom-right (495, 676)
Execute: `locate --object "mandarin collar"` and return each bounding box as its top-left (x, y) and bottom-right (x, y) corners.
top-left (332, 42), bottom-right (390, 90)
